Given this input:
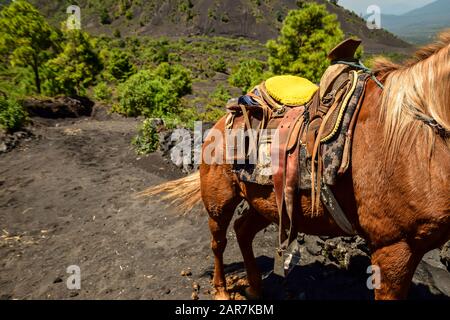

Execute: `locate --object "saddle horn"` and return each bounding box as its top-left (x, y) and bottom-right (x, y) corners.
top-left (327, 38), bottom-right (362, 62)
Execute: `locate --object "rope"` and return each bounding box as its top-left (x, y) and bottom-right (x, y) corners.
top-left (332, 60), bottom-right (385, 90)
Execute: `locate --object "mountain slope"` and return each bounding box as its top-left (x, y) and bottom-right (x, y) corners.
top-left (381, 0), bottom-right (450, 44)
top-left (28, 0), bottom-right (411, 54)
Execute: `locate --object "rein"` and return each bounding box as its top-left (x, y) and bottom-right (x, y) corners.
top-left (415, 112), bottom-right (450, 139)
top-left (333, 60), bottom-right (449, 139)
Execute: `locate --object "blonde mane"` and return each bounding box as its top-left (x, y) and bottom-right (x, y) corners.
top-left (373, 30), bottom-right (450, 161)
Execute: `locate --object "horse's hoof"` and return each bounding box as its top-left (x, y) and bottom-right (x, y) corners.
top-left (244, 287), bottom-right (262, 300)
top-left (214, 290), bottom-right (231, 300)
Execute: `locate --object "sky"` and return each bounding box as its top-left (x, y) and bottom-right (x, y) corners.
top-left (338, 0), bottom-right (436, 15)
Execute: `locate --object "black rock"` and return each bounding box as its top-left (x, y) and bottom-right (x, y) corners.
top-left (0, 130), bottom-right (33, 153)
top-left (53, 277), bottom-right (63, 284)
top-left (23, 96), bottom-right (94, 119)
top-left (347, 251), bottom-right (371, 273)
top-left (440, 241), bottom-right (450, 271)
top-left (304, 236), bottom-right (324, 256)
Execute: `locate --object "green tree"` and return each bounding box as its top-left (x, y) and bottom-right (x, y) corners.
top-left (0, 0), bottom-right (58, 94)
top-left (44, 30), bottom-right (102, 96)
top-left (266, 2), bottom-right (344, 83)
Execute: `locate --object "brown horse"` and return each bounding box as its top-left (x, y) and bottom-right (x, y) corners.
top-left (142, 32), bottom-right (450, 300)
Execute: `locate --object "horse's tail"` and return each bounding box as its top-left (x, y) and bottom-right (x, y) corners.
top-left (137, 171), bottom-right (202, 214)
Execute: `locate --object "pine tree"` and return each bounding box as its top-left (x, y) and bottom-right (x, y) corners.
top-left (44, 30), bottom-right (102, 96)
top-left (266, 2), bottom-right (344, 83)
top-left (0, 0), bottom-right (58, 93)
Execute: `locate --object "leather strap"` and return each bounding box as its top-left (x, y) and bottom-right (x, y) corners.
top-left (310, 89), bottom-right (346, 213)
top-left (239, 105), bottom-right (258, 158)
top-left (338, 75), bottom-right (370, 175)
top-left (272, 107), bottom-right (305, 265)
top-left (321, 183), bottom-right (356, 235)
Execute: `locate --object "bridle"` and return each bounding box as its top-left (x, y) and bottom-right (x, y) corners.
top-left (415, 112), bottom-right (450, 139)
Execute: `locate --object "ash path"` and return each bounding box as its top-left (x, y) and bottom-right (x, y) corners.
top-left (0, 115), bottom-right (448, 300)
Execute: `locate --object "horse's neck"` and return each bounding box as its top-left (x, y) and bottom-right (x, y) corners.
top-left (360, 78), bottom-right (449, 204)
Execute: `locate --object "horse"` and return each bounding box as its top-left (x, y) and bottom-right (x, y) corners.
top-left (142, 31), bottom-right (450, 300)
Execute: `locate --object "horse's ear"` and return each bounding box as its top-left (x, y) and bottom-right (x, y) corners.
top-left (327, 38), bottom-right (362, 61)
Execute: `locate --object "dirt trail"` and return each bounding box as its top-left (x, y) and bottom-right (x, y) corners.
top-left (0, 116), bottom-right (448, 300)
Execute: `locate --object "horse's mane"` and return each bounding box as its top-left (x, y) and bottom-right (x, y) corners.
top-left (373, 30), bottom-right (450, 162)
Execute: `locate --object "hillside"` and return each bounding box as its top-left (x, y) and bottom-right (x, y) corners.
top-left (28, 0), bottom-right (412, 55)
top-left (381, 0), bottom-right (450, 44)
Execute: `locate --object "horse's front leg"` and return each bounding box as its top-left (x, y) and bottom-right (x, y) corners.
top-left (371, 241), bottom-right (422, 300)
top-left (234, 208), bottom-right (271, 299)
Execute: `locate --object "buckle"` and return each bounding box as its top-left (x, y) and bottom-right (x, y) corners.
top-left (275, 106), bottom-right (285, 116)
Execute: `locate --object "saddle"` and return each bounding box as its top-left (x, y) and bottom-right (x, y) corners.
top-left (225, 39), bottom-right (371, 275)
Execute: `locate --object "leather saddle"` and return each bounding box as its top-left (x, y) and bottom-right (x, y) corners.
top-left (226, 38), bottom-right (363, 153)
top-left (225, 39), bottom-right (369, 275)
top-left (270, 38), bottom-right (369, 274)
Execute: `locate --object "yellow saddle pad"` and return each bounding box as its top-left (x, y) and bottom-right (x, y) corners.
top-left (265, 75), bottom-right (318, 106)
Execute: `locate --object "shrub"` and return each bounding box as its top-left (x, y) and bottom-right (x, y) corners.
top-left (142, 39), bottom-right (169, 65)
top-left (93, 82), bottom-right (112, 102)
top-left (168, 52), bottom-right (181, 63)
top-left (0, 66), bottom-right (35, 98)
top-left (200, 106), bottom-right (226, 123)
top-left (229, 59), bottom-right (267, 94)
top-left (0, 97), bottom-right (27, 132)
top-left (192, 85), bottom-right (230, 123)
top-left (113, 29), bottom-right (121, 38)
top-left (100, 9), bottom-right (111, 24)
top-left (108, 49), bottom-right (136, 81)
top-left (221, 13), bottom-right (230, 23)
top-left (209, 57), bottom-right (227, 73)
top-left (210, 84), bottom-right (231, 105)
top-left (132, 118), bottom-right (160, 155)
top-left (115, 70), bottom-right (180, 117)
top-left (153, 63), bottom-right (192, 97)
